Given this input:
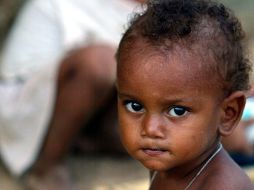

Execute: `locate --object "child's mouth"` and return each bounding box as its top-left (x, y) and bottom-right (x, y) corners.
top-left (142, 148), bottom-right (166, 156)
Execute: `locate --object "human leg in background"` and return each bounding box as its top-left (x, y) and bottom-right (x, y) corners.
top-left (25, 45), bottom-right (118, 189)
top-left (74, 89), bottom-right (126, 155)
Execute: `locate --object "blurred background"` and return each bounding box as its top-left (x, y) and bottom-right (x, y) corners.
top-left (0, 0), bottom-right (253, 190)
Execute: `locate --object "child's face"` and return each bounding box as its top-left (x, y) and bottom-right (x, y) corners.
top-left (117, 43), bottom-right (223, 172)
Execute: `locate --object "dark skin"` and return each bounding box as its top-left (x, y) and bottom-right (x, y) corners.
top-left (117, 40), bottom-right (254, 190)
top-left (150, 150), bottom-right (253, 190)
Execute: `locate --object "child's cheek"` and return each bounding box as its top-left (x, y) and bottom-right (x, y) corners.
top-left (172, 130), bottom-right (209, 157)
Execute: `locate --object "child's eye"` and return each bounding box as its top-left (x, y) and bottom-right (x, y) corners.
top-left (168, 106), bottom-right (188, 117)
top-left (124, 101), bottom-right (144, 113)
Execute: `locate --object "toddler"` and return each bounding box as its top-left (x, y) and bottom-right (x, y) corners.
top-left (116, 0), bottom-right (254, 189)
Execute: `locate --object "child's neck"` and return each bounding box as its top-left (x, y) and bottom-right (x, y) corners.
top-left (171, 142), bottom-right (221, 176)
top-left (151, 142), bottom-right (222, 190)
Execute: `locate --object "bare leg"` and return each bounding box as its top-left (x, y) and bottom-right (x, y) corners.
top-left (75, 91), bottom-right (126, 155)
top-left (32, 45), bottom-right (117, 175)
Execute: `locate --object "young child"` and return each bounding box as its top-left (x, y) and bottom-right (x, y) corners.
top-left (116, 0), bottom-right (254, 189)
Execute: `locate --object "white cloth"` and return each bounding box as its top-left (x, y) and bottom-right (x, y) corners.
top-left (0, 0), bottom-right (139, 176)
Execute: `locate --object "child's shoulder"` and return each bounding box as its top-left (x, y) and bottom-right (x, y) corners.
top-left (201, 150), bottom-right (254, 190)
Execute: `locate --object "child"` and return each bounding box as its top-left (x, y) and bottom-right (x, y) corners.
top-left (116, 0), bottom-right (254, 189)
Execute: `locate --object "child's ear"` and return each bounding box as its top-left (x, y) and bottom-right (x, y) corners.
top-left (219, 91), bottom-right (246, 136)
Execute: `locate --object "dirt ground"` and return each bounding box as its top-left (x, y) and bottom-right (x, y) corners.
top-left (0, 154), bottom-right (150, 190)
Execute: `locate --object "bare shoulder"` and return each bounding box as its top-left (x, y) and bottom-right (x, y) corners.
top-left (200, 150), bottom-right (254, 190)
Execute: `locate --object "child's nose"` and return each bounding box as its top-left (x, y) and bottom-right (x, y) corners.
top-left (141, 113), bottom-right (165, 139)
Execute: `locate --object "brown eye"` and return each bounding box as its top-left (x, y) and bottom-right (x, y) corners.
top-left (168, 106), bottom-right (188, 117)
top-left (125, 101), bottom-right (144, 113)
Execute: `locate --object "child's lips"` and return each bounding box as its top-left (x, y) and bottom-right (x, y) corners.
top-left (142, 148), bottom-right (167, 157)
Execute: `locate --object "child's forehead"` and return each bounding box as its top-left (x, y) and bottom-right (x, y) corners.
top-left (119, 38), bottom-right (214, 77)
top-left (117, 39), bottom-right (224, 97)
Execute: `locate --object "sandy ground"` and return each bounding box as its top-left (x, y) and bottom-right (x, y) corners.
top-left (69, 155), bottom-right (149, 190)
top-left (0, 154), bottom-right (150, 190)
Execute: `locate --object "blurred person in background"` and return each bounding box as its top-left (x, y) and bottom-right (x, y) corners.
top-left (0, 0), bottom-right (145, 189)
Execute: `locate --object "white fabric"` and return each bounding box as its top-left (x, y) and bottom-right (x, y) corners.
top-left (0, 0), bottom-right (139, 176)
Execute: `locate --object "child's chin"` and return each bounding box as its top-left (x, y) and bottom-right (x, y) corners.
top-left (141, 161), bottom-right (168, 171)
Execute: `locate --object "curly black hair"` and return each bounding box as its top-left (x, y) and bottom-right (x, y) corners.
top-left (116, 0), bottom-right (251, 95)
